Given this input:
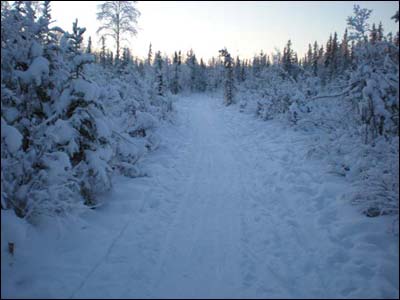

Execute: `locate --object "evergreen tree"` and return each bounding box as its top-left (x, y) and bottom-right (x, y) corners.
top-left (305, 43), bottom-right (313, 70)
top-left (282, 40), bottom-right (294, 75)
top-left (312, 41), bottom-right (319, 76)
top-left (324, 34), bottom-right (333, 69)
top-left (121, 47), bottom-right (132, 70)
top-left (62, 19), bottom-right (112, 206)
top-left (392, 10), bottom-right (399, 46)
top-left (100, 36), bottom-right (107, 67)
top-left (154, 51), bottom-right (164, 96)
top-left (185, 49), bottom-right (198, 92)
top-left (370, 23), bottom-right (378, 43)
top-left (198, 58), bottom-right (207, 92)
top-left (340, 29), bottom-right (350, 71)
top-left (330, 32), bottom-right (339, 77)
top-left (106, 50), bottom-right (114, 66)
top-left (259, 50), bottom-right (267, 68)
top-left (147, 42), bottom-right (152, 65)
top-left (219, 48), bottom-right (234, 106)
top-left (240, 60), bottom-right (246, 82)
top-left (252, 55), bottom-right (260, 77)
top-left (170, 51), bottom-right (180, 94)
top-left (234, 56), bottom-right (242, 82)
top-left (266, 55), bottom-right (271, 67)
top-left (37, 0), bottom-right (55, 46)
top-left (349, 40), bottom-right (356, 67)
top-left (86, 36), bottom-right (92, 54)
top-left (63, 19), bottom-right (90, 78)
top-left (377, 22), bottom-right (384, 41)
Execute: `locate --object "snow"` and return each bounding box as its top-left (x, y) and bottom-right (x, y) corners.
top-left (2, 95), bottom-right (398, 299)
top-left (41, 152), bottom-right (72, 179)
top-left (73, 53), bottom-right (95, 67)
top-left (72, 78), bottom-right (99, 102)
top-left (1, 210), bottom-right (29, 251)
top-left (46, 119), bottom-right (76, 145)
top-left (2, 107), bottom-right (20, 124)
top-left (29, 41), bottom-right (43, 58)
top-left (17, 56), bottom-right (49, 86)
top-left (134, 111), bottom-right (158, 131)
top-left (95, 118), bottom-right (111, 140)
top-left (1, 119), bottom-right (23, 153)
top-left (56, 88), bottom-right (73, 114)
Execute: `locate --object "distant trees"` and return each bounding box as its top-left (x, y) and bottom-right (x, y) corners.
top-left (96, 1), bottom-right (140, 63)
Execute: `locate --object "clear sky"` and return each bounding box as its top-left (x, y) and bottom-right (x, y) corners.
top-left (50, 1), bottom-right (399, 60)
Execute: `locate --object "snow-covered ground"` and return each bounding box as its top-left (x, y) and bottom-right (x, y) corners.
top-left (2, 95), bottom-right (399, 299)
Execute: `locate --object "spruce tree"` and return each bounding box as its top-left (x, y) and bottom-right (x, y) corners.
top-left (171, 51), bottom-right (180, 94)
top-left (312, 41), bottom-right (319, 76)
top-left (86, 36), bottom-right (92, 54)
top-left (100, 36), bottom-right (107, 67)
top-left (377, 22), bottom-right (384, 41)
top-left (234, 56), bottom-right (242, 82)
top-left (306, 43), bottom-right (313, 71)
top-left (219, 48), bottom-right (234, 106)
top-left (340, 29), bottom-right (350, 72)
top-left (154, 51), bottom-right (164, 96)
top-left (198, 58), bottom-right (207, 92)
top-left (186, 49), bottom-right (198, 92)
top-left (66, 20), bottom-right (111, 206)
top-left (370, 23), bottom-right (378, 43)
top-left (147, 42), bottom-right (152, 65)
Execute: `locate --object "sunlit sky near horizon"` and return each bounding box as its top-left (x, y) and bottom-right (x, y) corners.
top-left (50, 1), bottom-right (399, 61)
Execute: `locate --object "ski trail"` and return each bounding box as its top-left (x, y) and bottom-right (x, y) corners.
top-left (150, 97), bottom-right (244, 298)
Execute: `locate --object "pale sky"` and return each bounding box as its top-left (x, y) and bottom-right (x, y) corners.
top-left (50, 1), bottom-right (399, 60)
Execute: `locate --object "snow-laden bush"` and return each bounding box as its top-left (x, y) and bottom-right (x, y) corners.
top-left (238, 65), bottom-right (308, 122)
top-left (346, 42), bottom-right (399, 144)
top-left (349, 137), bottom-right (399, 216)
top-left (87, 62), bottom-right (167, 179)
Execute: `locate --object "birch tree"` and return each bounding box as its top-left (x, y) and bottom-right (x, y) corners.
top-left (96, 1), bottom-right (140, 63)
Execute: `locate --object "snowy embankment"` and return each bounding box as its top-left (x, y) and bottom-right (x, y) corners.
top-left (2, 95), bottom-right (399, 299)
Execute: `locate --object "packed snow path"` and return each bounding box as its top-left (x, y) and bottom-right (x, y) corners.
top-left (2, 95), bottom-right (398, 299)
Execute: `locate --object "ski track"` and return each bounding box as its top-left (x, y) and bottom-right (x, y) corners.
top-left (3, 95), bottom-right (399, 299)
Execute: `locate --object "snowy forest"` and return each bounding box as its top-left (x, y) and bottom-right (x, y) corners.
top-left (1, 1), bottom-right (399, 299)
